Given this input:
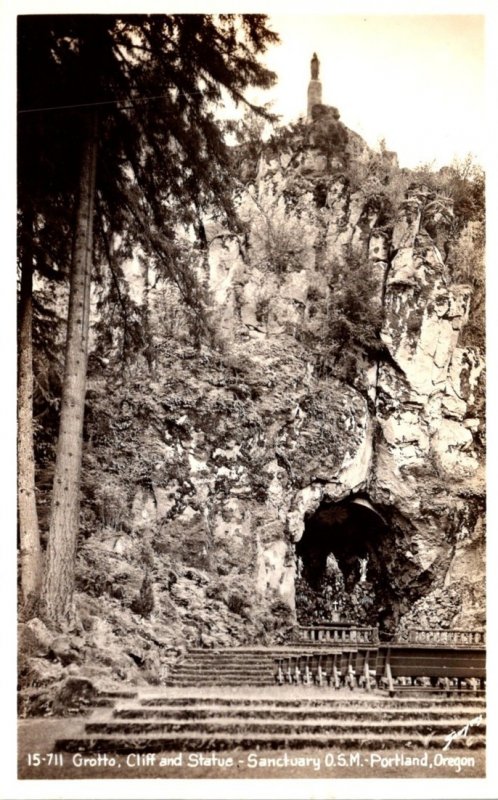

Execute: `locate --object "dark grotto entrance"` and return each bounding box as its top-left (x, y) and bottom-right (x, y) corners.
top-left (295, 496), bottom-right (422, 637)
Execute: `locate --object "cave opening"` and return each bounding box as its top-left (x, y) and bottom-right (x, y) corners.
top-left (295, 496), bottom-right (418, 637)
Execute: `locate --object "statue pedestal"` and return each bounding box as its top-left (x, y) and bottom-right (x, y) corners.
top-left (307, 79), bottom-right (322, 120)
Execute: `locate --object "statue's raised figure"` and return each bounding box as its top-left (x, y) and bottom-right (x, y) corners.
top-left (311, 52), bottom-right (320, 80)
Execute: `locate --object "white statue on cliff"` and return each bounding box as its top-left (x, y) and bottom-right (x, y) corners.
top-left (311, 52), bottom-right (320, 80)
top-left (307, 52), bottom-right (322, 120)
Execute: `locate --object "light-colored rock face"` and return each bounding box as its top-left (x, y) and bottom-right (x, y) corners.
top-left (392, 199), bottom-right (422, 250)
top-left (370, 188), bottom-right (483, 630)
top-left (207, 233), bottom-right (247, 332)
top-left (201, 150), bottom-right (484, 635)
top-left (369, 231), bottom-right (390, 262)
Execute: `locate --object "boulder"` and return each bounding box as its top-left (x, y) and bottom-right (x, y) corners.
top-left (52, 677), bottom-right (98, 716)
top-left (19, 618), bottom-right (54, 657)
top-left (24, 657), bottom-right (64, 686)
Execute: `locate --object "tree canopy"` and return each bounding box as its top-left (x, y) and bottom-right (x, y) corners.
top-left (18, 14), bottom-right (279, 282)
top-left (17, 13), bottom-right (279, 625)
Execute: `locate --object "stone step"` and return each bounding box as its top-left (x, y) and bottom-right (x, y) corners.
top-left (171, 664), bottom-right (275, 669)
top-left (169, 676), bottom-right (275, 680)
top-left (171, 664), bottom-right (276, 670)
top-left (166, 683), bottom-right (278, 687)
top-left (85, 717), bottom-right (486, 736)
top-left (167, 681), bottom-right (296, 685)
top-left (175, 655), bottom-right (276, 660)
top-left (165, 681), bottom-right (277, 687)
top-left (170, 673), bottom-right (275, 678)
top-left (166, 679), bottom-right (273, 684)
top-left (139, 695), bottom-right (486, 708)
top-left (185, 647), bottom-right (337, 652)
top-left (166, 680), bottom-right (277, 683)
top-left (186, 647), bottom-right (367, 653)
top-left (113, 705), bottom-right (486, 721)
top-left (167, 679), bottom-right (277, 684)
top-left (180, 654), bottom-right (278, 659)
top-left (176, 659), bottom-right (334, 665)
top-left (177, 661), bottom-right (277, 664)
top-left (184, 651), bottom-right (280, 655)
top-left (179, 661), bottom-right (276, 665)
top-left (169, 663), bottom-right (276, 671)
top-left (55, 731), bottom-right (486, 753)
top-left (175, 657), bottom-right (332, 669)
top-left (171, 664), bottom-right (276, 675)
top-left (182, 652), bottom-right (369, 658)
top-left (169, 676), bottom-right (275, 682)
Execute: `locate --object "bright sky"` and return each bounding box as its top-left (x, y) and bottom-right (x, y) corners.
top-left (246, 14), bottom-right (485, 169)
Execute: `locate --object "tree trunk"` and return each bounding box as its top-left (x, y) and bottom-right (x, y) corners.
top-left (18, 227), bottom-right (42, 610)
top-left (40, 111), bottom-right (98, 628)
top-left (142, 259), bottom-right (154, 373)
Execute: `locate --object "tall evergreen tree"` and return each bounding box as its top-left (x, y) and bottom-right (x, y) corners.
top-left (18, 32), bottom-right (76, 610)
top-left (17, 14), bottom-right (278, 627)
top-left (18, 210), bottom-right (42, 609)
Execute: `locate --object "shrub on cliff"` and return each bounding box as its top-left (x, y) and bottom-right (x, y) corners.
top-left (320, 251), bottom-right (384, 384)
top-left (130, 571), bottom-right (155, 618)
top-left (227, 590), bottom-right (252, 617)
top-left (239, 181), bottom-right (317, 274)
top-left (311, 106), bottom-right (349, 169)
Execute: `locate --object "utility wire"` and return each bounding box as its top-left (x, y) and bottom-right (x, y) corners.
top-left (18, 88), bottom-right (226, 114)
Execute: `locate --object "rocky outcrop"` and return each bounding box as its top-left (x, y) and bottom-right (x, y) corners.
top-left (370, 186), bottom-right (483, 629)
top-left (202, 142), bottom-right (484, 634)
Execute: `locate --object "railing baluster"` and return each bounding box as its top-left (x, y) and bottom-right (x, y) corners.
top-left (297, 625), bottom-right (483, 649)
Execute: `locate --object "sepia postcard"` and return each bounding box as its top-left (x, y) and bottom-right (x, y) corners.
top-left (4, 1), bottom-right (497, 799)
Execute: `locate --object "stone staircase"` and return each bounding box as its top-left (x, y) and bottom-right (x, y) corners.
top-left (56, 690), bottom-right (486, 753)
top-left (165, 647), bottom-right (279, 686)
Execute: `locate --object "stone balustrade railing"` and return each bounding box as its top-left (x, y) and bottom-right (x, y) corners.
top-left (406, 629), bottom-right (485, 646)
top-left (297, 625), bottom-right (380, 645)
top-left (296, 626), bottom-right (485, 647)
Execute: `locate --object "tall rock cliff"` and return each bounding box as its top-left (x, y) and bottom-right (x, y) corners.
top-left (204, 114), bottom-right (484, 636)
